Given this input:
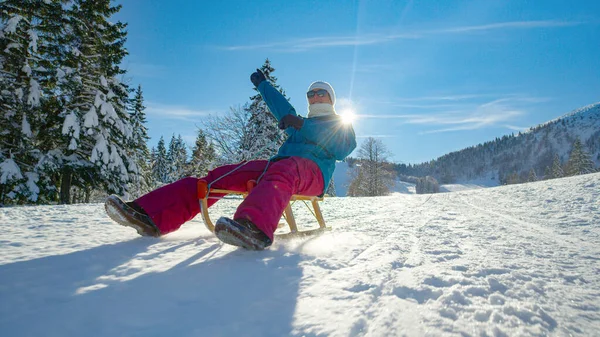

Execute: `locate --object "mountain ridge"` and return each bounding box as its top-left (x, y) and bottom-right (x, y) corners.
top-left (397, 101), bottom-right (600, 184)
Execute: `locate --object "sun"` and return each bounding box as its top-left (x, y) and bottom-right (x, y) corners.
top-left (339, 109), bottom-right (356, 124)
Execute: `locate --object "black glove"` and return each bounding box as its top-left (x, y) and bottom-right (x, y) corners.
top-left (278, 114), bottom-right (304, 130)
top-left (250, 69), bottom-right (266, 87)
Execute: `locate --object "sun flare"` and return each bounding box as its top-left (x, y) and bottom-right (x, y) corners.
top-left (339, 109), bottom-right (356, 124)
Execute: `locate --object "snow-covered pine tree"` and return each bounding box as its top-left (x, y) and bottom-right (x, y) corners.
top-left (128, 85), bottom-right (152, 197)
top-left (240, 59), bottom-right (286, 160)
top-left (551, 153), bottom-right (564, 179)
top-left (566, 137), bottom-right (596, 176)
top-left (543, 166), bottom-right (551, 180)
top-left (55, 0), bottom-right (135, 203)
top-left (166, 134), bottom-right (188, 183)
top-left (325, 177), bottom-right (336, 197)
top-left (0, 0), bottom-right (62, 204)
top-left (188, 128), bottom-right (216, 177)
top-left (527, 168), bottom-right (537, 182)
top-left (151, 136), bottom-right (169, 185)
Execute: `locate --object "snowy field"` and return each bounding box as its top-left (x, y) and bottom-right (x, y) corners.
top-left (1, 173), bottom-right (599, 336)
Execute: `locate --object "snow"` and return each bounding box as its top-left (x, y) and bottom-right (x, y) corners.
top-left (0, 158), bottom-right (23, 183)
top-left (28, 29), bottom-right (38, 53)
top-left (91, 135), bottom-right (109, 165)
top-left (4, 15), bottom-right (22, 34)
top-left (28, 78), bottom-right (41, 106)
top-left (21, 114), bottom-right (32, 137)
top-left (56, 68), bottom-right (66, 82)
top-left (391, 180), bottom-right (416, 194)
top-left (24, 172), bottom-right (40, 202)
top-left (84, 106), bottom-right (99, 128)
top-left (439, 175), bottom-right (498, 192)
top-left (440, 184), bottom-right (487, 192)
top-left (22, 63), bottom-right (32, 76)
top-left (1, 173), bottom-right (599, 336)
top-left (100, 75), bottom-right (108, 87)
top-left (15, 87), bottom-right (23, 100)
top-left (62, 111), bottom-right (80, 139)
top-left (4, 42), bottom-right (19, 53)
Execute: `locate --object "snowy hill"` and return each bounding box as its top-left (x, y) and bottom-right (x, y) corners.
top-left (401, 102), bottom-right (600, 183)
top-left (1, 173), bottom-right (599, 336)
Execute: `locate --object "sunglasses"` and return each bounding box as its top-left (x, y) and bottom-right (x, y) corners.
top-left (306, 89), bottom-right (328, 99)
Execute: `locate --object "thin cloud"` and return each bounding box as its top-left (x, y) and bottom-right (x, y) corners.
top-left (503, 124), bottom-right (530, 131)
top-left (432, 20), bottom-right (581, 34)
top-left (356, 97), bottom-right (528, 133)
top-left (390, 103), bottom-right (468, 109)
top-left (219, 20), bottom-right (583, 52)
top-left (222, 33), bottom-right (419, 52)
top-left (146, 102), bottom-right (215, 122)
top-left (394, 94), bottom-right (496, 102)
top-left (419, 100), bottom-right (525, 133)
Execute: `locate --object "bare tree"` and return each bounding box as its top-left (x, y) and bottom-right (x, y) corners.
top-left (201, 105), bottom-right (252, 164)
top-left (348, 137), bottom-right (396, 197)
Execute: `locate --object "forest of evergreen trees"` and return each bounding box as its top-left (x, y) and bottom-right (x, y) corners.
top-left (1, 0), bottom-right (141, 204)
top-left (0, 2), bottom-right (314, 205)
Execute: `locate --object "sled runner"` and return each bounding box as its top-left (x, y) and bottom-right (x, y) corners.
top-left (197, 179), bottom-right (331, 238)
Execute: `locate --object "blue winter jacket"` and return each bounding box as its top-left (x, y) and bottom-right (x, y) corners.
top-left (257, 81), bottom-right (357, 195)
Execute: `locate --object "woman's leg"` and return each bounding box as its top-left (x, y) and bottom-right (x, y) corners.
top-left (136, 160), bottom-right (269, 234)
top-left (234, 157), bottom-right (324, 240)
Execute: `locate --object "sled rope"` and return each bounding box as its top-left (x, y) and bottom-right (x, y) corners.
top-left (206, 138), bottom-right (279, 191)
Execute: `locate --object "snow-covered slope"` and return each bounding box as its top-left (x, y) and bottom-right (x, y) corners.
top-left (402, 102), bottom-right (600, 182)
top-left (1, 173), bottom-right (599, 336)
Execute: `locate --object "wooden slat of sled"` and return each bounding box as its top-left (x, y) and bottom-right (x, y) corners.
top-left (197, 182), bottom-right (329, 237)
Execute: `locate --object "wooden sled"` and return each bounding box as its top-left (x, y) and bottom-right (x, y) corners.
top-left (197, 179), bottom-right (331, 239)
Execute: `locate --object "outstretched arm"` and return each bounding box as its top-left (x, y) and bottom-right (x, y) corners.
top-left (256, 81), bottom-right (297, 121)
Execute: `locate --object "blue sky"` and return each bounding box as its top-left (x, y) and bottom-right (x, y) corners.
top-left (114, 0), bottom-right (600, 164)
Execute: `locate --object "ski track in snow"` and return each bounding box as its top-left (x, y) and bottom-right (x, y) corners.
top-left (1, 173), bottom-right (599, 336)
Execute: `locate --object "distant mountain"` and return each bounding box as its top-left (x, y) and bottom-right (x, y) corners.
top-left (397, 102), bottom-right (600, 184)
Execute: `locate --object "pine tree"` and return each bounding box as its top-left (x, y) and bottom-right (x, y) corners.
top-left (240, 59), bottom-right (286, 160)
top-left (543, 166), bottom-right (551, 180)
top-left (54, 0), bottom-right (134, 203)
top-left (151, 136), bottom-right (168, 185)
top-left (527, 168), bottom-right (537, 182)
top-left (166, 134), bottom-right (188, 183)
top-left (326, 177), bottom-right (336, 197)
top-left (176, 135), bottom-right (189, 180)
top-left (188, 129), bottom-right (216, 177)
top-left (0, 0), bottom-right (63, 204)
top-left (566, 138), bottom-right (596, 176)
top-left (128, 85), bottom-right (152, 197)
top-left (551, 153), bottom-right (564, 179)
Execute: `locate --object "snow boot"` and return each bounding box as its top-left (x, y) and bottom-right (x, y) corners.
top-left (214, 217), bottom-right (272, 250)
top-left (105, 195), bottom-right (161, 237)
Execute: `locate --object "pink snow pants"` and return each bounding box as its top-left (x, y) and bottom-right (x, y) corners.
top-left (135, 157), bottom-right (324, 240)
